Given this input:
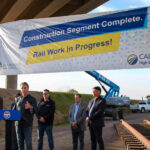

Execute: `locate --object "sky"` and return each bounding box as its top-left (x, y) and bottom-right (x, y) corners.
top-left (0, 0), bottom-right (150, 100)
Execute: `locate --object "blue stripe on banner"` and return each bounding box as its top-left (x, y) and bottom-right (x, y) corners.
top-left (0, 110), bottom-right (20, 120)
top-left (19, 7), bottom-right (148, 48)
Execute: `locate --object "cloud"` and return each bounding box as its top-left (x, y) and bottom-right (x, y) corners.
top-left (129, 5), bottom-right (140, 9)
top-left (130, 0), bottom-right (150, 6)
top-left (140, 0), bottom-right (150, 5)
top-left (90, 6), bottom-right (114, 13)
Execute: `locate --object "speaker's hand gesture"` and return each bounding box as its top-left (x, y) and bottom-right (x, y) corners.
top-left (25, 101), bottom-right (33, 110)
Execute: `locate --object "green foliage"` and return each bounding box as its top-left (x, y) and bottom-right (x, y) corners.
top-left (130, 99), bottom-right (140, 104)
top-left (49, 91), bottom-right (135, 125)
top-left (50, 91), bottom-right (93, 114)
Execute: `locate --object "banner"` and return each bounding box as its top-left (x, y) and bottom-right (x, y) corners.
top-left (0, 7), bottom-right (150, 75)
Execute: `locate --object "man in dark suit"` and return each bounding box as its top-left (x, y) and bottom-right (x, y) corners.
top-left (86, 86), bottom-right (106, 150)
top-left (69, 94), bottom-right (87, 150)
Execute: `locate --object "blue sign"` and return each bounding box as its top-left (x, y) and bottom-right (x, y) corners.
top-left (20, 7), bottom-right (147, 48)
top-left (0, 110), bottom-right (20, 120)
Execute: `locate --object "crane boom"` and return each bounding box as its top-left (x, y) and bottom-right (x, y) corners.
top-left (85, 71), bottom-right (120, 99)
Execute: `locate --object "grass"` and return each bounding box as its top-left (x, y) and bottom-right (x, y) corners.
top-left (55, 121), bottom-right (69, 126)
top-left (49, 91), bottom-right (140, 124)
top-left (50, 92), bottom-right (93, 114)
top-left (50, 92), bottom-right (93, 125)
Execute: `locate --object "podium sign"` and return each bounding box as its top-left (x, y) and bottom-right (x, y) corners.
top-left (0, 110), bottom-right (20, 120)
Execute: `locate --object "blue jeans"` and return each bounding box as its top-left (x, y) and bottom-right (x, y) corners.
top-left (37, 124), bottom-right (54, 150)
top-left (15, 126), bottom-right (32, 150)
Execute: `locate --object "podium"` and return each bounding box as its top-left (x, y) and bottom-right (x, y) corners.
top-left (0, 110), bottom-right (20, 120)
top-left (0, 110), bottom-right (20, 150)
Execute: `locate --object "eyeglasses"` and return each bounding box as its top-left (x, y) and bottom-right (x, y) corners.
top-left (43, 93), bottom-right (49, 95)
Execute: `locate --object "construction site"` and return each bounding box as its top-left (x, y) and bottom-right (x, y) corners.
top-left (0, 0), bottom-right (150, 150)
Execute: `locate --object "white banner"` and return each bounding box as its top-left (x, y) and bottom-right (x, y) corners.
top-left (0, 7), bottom-right (150, 75)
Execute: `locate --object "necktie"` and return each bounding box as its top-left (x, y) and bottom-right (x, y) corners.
top-left (74, 104), bottom-right (79, 121)
top-left (89, 99), bottom-right (96, 117)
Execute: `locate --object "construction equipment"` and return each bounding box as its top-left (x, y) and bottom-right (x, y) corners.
top-left (86, 71), bottom-right (130, 120)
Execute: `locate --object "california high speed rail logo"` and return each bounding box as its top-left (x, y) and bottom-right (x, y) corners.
top-left (127, 54), bottom-right (138, 65)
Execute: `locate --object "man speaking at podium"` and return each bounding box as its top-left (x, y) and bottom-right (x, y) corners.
top-left (13, 82), bottom-right (37, 150)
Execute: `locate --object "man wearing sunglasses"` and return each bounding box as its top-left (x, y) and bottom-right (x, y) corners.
top-left (37, 89), bottom-right (55, 150)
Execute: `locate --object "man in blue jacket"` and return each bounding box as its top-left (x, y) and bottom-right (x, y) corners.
top-left (86, 86), bottom-right (106, 150)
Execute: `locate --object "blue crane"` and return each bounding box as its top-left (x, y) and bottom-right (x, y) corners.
top-left (85, 71), bottom-right (120, 99)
